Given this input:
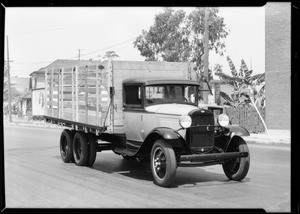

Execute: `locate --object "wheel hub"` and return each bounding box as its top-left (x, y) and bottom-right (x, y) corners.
top-left (153, 149), bottom-right (166, 178)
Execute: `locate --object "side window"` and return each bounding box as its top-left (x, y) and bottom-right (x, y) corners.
top-left (124, 85), bottom-right (142, 107)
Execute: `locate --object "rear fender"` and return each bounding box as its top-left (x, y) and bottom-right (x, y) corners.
top-left (138, 127), bottom-right (190, 155)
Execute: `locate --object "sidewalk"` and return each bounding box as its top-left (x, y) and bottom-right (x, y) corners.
top-left (243, 133), bottom-right (291, 146)
top-left (3, 117), bottom-right (64, 129)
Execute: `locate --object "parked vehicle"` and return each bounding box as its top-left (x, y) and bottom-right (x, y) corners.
top-left (44, 60), bottom-right (250, 187)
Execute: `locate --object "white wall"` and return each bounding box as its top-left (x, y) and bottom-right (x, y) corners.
top-left (32, 89), bottom-right (46, 116)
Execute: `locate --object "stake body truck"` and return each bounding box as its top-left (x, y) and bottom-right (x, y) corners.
top-left (44, 60), bottom-right (250, 187)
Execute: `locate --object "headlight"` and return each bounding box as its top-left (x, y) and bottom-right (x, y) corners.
top-left (217, 114), bottom-right (229, 126)
top-left (179, 115), bottom-right (192, 128)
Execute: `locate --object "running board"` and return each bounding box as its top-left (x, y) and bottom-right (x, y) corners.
top-left (114, 148), bottom-right (137, 157)
top-left (178, 161), bottom-right (224, 167)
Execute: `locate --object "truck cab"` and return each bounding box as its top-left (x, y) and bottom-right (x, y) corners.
top-left (117, 78), bottom-right (250, 186)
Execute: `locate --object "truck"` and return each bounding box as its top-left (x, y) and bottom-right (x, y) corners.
top-left (44, 60), bottom-right (250, 187)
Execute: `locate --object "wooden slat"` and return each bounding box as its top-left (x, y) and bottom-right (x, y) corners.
top-left (51, 69), bottom-right (54, 117)
top-left (62, 101), bottom-right (72, 108)
top-left (78, 87), bottom-right (96, 93)
top-left (45, 69), bottom-right (48, 116)
top-left (48, 101), bottom-right (58, 106)
top-left (75, 66), bottom-right (79, 122)
top-left (72, 67), bottom-right (75, 121)
top-left (85, 66), bottom-right (88, 124)
top-left (58, 68), bottom-right (61, 118)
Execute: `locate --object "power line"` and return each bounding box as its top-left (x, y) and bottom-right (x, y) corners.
top-left (11, 37), bottom-right (137, 65)
top-left (80, 37), bottom-right (136, 57)
top-left (8, 16), bottom-right (151, 36)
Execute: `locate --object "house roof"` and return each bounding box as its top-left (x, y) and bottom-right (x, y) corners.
top-left (30, 59), bottom-right (96, 76)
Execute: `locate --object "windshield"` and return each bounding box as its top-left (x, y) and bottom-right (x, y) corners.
top-left (145, 84), bottom-right (198, 106)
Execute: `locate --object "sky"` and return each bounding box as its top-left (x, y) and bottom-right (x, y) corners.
top-left (4, 6), bottom-right (265, 78)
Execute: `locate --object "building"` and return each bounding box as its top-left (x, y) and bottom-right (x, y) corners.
top-left (265, 2), bottom-right (291, 134)
top-left (29, 59), bottom-right (96, 119)
top-left (207, 79), bottom-right (225, 105)
top-left (6, 77), bottom-right (31, 117)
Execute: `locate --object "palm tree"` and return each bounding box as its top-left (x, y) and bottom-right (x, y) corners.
top-left (215, 56), bottom-right (265, 107)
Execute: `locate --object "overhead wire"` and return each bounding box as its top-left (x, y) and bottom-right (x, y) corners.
top-left (8, 16), bottom-right (151, 36)
top-left (11, 36), bottom-right (137, 65)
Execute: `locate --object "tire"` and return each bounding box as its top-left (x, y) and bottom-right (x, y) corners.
top-left (60, 129), bottom-right (74, 163)
top-left (222, 138), bottom-right (250, 181)
top-left (86, 133), bottom-right (98, 167)
top-left (150, 139), bottom-right (177, 187)
top-left (73, 132), bottom-right (89, 166)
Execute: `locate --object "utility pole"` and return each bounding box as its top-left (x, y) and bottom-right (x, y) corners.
top-left (77, 49), bottom-right (83, 61)
top-left (6, 36), bottom-right (12, 122)
top-left (203, 7), bottom-right (210, 104)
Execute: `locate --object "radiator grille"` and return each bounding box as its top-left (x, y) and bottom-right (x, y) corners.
top-left (186, 110), bottom-right (215, 150)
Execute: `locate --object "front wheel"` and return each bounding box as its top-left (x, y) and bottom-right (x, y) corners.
top-left (150, 139), bottom-right (177, 187)
top-left (222, 138), bottom-right (250, 181)
top-left (86, 133), bottom-right (98, 166)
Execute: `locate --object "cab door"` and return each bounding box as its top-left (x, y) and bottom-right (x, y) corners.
top-left (123, 84), bottom-right (144, 150)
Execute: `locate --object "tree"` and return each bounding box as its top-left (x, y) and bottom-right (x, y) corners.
top-left (214, 56), bottom-right (265, 107)
top-left (134, 7), bottom-right (229, 80)
top-left (103, 50), bottom-right (119, 60)
top-left (3, 64), bottom-right (18, 102)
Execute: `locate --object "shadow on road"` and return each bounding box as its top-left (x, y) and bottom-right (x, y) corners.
top-left (92, 158), bottom-right (153, 181)
top-left (90, 156), bottom-right (250, 188)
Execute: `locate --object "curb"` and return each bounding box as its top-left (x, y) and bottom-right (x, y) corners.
top-left (243, 136), bottom-right (290, 147)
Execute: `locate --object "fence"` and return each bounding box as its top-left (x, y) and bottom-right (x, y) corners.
top-left (224, 106), bottom-right (265, 133)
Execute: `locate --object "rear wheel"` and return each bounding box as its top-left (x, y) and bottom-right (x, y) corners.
top-left (73, 132), bottom-right (89, 166)
top-left (150, 139), bottom-right (177, 187)
top-left (60, 129), bottom-right (74, 163)
top-left (86, 133), bottom-right (98, 166)
top-left (222, 138), bottom-right (250, 181)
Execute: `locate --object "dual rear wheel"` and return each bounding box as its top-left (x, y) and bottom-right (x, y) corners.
top-left (60, 129), bottom-right (97, 166)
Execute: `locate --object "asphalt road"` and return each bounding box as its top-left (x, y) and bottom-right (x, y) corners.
top-left (3, 125), bottom-right (290, 211)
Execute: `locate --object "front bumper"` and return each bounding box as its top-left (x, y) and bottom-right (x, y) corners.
top-left (179, 151), bottom-right (248, 163)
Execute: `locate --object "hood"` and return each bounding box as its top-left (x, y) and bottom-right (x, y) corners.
top-left (145, 104), bottom-right (199, 116)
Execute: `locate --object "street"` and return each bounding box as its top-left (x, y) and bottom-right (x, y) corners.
top-left (3, 125), bottom-right (290, 211)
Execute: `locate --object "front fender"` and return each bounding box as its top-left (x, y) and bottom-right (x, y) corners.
top-left (137, 127), bottom-right (190, 156)
top-left (224, 125), bottom-right (250, 137)
top-left (218, 125), bottom-right (249, 152)
top-left (151, 127), bottom-right (181, 140)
